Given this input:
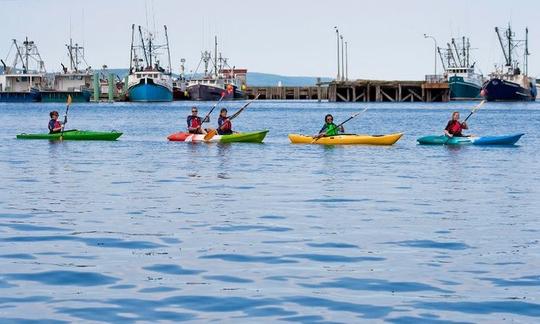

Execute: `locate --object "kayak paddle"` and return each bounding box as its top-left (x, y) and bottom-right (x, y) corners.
top-left (312, 107), bottom-right (368, 142)
top-left (444, 100), bottom-right (485, 145)
top-left (205, 94), bottom-right (261, 141)
top-left (60, 95), bottom-right (72, 140)
top-left (201, 93), bottom-right (226, 141)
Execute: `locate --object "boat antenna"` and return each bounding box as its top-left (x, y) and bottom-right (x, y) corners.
top-left (164, 25), bottom-right (172, 75)
top-left (138, 26), bottom-right (149, 67)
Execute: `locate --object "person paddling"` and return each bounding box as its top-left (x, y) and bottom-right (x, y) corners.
top-left (187, 106), bottom-right (209, 134)
top-left (318, 114), bottom-right (344, 137)
top-left (444, 111), bottom-right (468, 137)
top-left (48, 111), bottom-right (64, 134)
top-left (217, 108), bottom-right (234, 135)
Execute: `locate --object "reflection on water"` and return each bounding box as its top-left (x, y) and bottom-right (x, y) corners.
top-left (0, 101), bottom-right (539, 322)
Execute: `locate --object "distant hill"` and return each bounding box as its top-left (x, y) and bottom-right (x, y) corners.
top-left (98, 69), bottom-right (331, 87)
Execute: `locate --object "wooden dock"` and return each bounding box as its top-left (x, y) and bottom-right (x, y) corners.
top-left (328, 79), bottom-right (449, 102)
top-left (245, 85), bottom-right (328, 100)
top-left (245, 78), bottom-right (450, 102)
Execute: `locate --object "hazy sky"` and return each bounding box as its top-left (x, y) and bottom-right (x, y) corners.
top-left (1, 0), bottom-right (539, 80)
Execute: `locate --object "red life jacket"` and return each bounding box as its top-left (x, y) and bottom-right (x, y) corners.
top-left (189, 116), bottom-right (201, 128)
top-left (221, 119), bottom-right (231, 131)
top-left (449, 121), bottom-right (463, 134)
top-left (54, 121), bottom-right (62, 129)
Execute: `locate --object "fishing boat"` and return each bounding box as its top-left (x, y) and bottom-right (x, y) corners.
top-left (481, 25), bottom-right (536, 101)
top-left (438, 37), bottom-right (483, 100)
top-left (41, 39), bottom-right (92, 103)
top-left (0, 38), bottom-right (45, 102)
top-left (127, 24), bottom-right (173, 102)
top-left (186, 36), bottom-right (247, 101)
top-left (172, 59), bottom-right (189, 100)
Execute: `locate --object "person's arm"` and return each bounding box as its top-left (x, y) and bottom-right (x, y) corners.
top-left (339, 124), bottom-right (344, 133)
top-left (318, 124), bottom-right (327, 135)
top-left (444, 121), bottom-right (453, 137)
top-left (461, 121), bottom-right (468, 130)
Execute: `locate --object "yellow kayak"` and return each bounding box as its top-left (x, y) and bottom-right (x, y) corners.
top-left (288, 133), bottom-right (404, 145)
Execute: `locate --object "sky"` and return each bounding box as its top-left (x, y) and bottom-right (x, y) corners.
top-left (1, 0), bottom-right (539, 80)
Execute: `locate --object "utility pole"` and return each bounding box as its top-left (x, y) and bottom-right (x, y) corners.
top-left (424, 34), bottom-right (437, 76)
top-left (345, 41), bottom-right (349, 81)
top-left (340, 34), bottom-right (345, 81)
top-left (334, 26), bottom-right (340, 81)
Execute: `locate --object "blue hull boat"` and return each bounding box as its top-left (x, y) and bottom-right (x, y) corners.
top-left (128, 83), bottom-right (172, 102)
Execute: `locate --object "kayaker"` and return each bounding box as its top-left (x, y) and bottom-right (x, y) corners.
top-left (317, 114), bottom-right (344, 137)
top-left (444, 111), bottom-right (468, 137)
top-left (48, 111), bottom-right (64, 134)
top-left (217, 108), bottom-right (233, 135)
top-left (187, 106), bottom-right (208, 134)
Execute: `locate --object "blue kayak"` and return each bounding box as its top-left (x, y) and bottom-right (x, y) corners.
top-left (417, 133), bottom-right (524, 145)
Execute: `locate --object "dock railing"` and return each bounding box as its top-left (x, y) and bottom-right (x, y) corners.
top-left (425, 75), bottom-right (446, 83)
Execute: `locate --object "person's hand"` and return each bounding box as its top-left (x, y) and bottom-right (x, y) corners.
top-left (447, 133), bottom-right (453, 138)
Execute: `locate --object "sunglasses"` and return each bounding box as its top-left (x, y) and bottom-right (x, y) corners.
top-left (192, 110), bottom-right (198, 113)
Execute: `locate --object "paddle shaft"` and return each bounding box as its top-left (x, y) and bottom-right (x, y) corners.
top-left (314, 108), bottom-right (368, 141)
top-left (60, 98), bottom-right (72, 138)
top-left (201, 94), bottom-right (225, 124)
top-left (229, 94), bottom-right (261, 121)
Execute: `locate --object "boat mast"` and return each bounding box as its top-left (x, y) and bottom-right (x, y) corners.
top-left (462, 37), bottom-right (467, 67)
top-left (507, 24), bottom-right (512, 67)
top-left (24, 37), bottom-right (30, 73)
top-left (451, 39), bottom-right (463, 67)
top-left (138, 26), bottom-right (149, 67)
top-left (148, 32), bottom-right (153, 68)
top-left (129, 24), bottom-right (135, 72)
top-left (446, 43), bottom-right (457, 68)
top-left (437, 47), bottom-right (447, 71)
top-left (525, 27), bottom-right (529, 76)
top-left (13, 39), bottom-right (27, 73)
top-left (466, 38), bottom-right (470, 68)
top-left (68, 38), bottom-right (74, 71)
top-left (164, 25), bottom-right (172, 75)
top-left (214, 36), bottom-right (218, 78)
top-left (495, 27), bottom-right (510, 66)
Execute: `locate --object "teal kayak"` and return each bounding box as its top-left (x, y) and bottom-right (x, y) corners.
top-left (417, 134), bottom-right (524, 145)
top-left (17, 130), bottom-right (123, 141)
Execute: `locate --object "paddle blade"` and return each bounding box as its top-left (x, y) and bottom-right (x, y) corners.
top-left (67, 95), bottom-right (72, 106)
top-left (204, 129), bottom-right (217, 141)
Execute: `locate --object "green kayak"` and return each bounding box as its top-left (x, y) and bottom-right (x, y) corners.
top-left (17, 130), bottom-right (123, 141)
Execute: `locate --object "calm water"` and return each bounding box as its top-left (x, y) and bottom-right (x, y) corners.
top-left (0, 100), bottom-right (539, 323)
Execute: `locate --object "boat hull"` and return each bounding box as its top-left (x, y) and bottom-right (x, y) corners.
top-left (17, 130), bottom-right (123, 141)
top-left (167, 130), bottom-right (268, 143)
top-left (482, 78), bottom-right (536, 101)
top-left (0, 89), bottom-right (41, 102)
top-left (449, 76), bottom-right (481, 100)
top-left (187, 84), bottom-right (245, 101)
top-left (40, 90), bottom-right (91, 103)
top-left (417, 134), bottom-right (524, 145)
top-left (128, 83), bottom-right (172, 102)
top-left (288, 133), bottom-right (404, 145)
